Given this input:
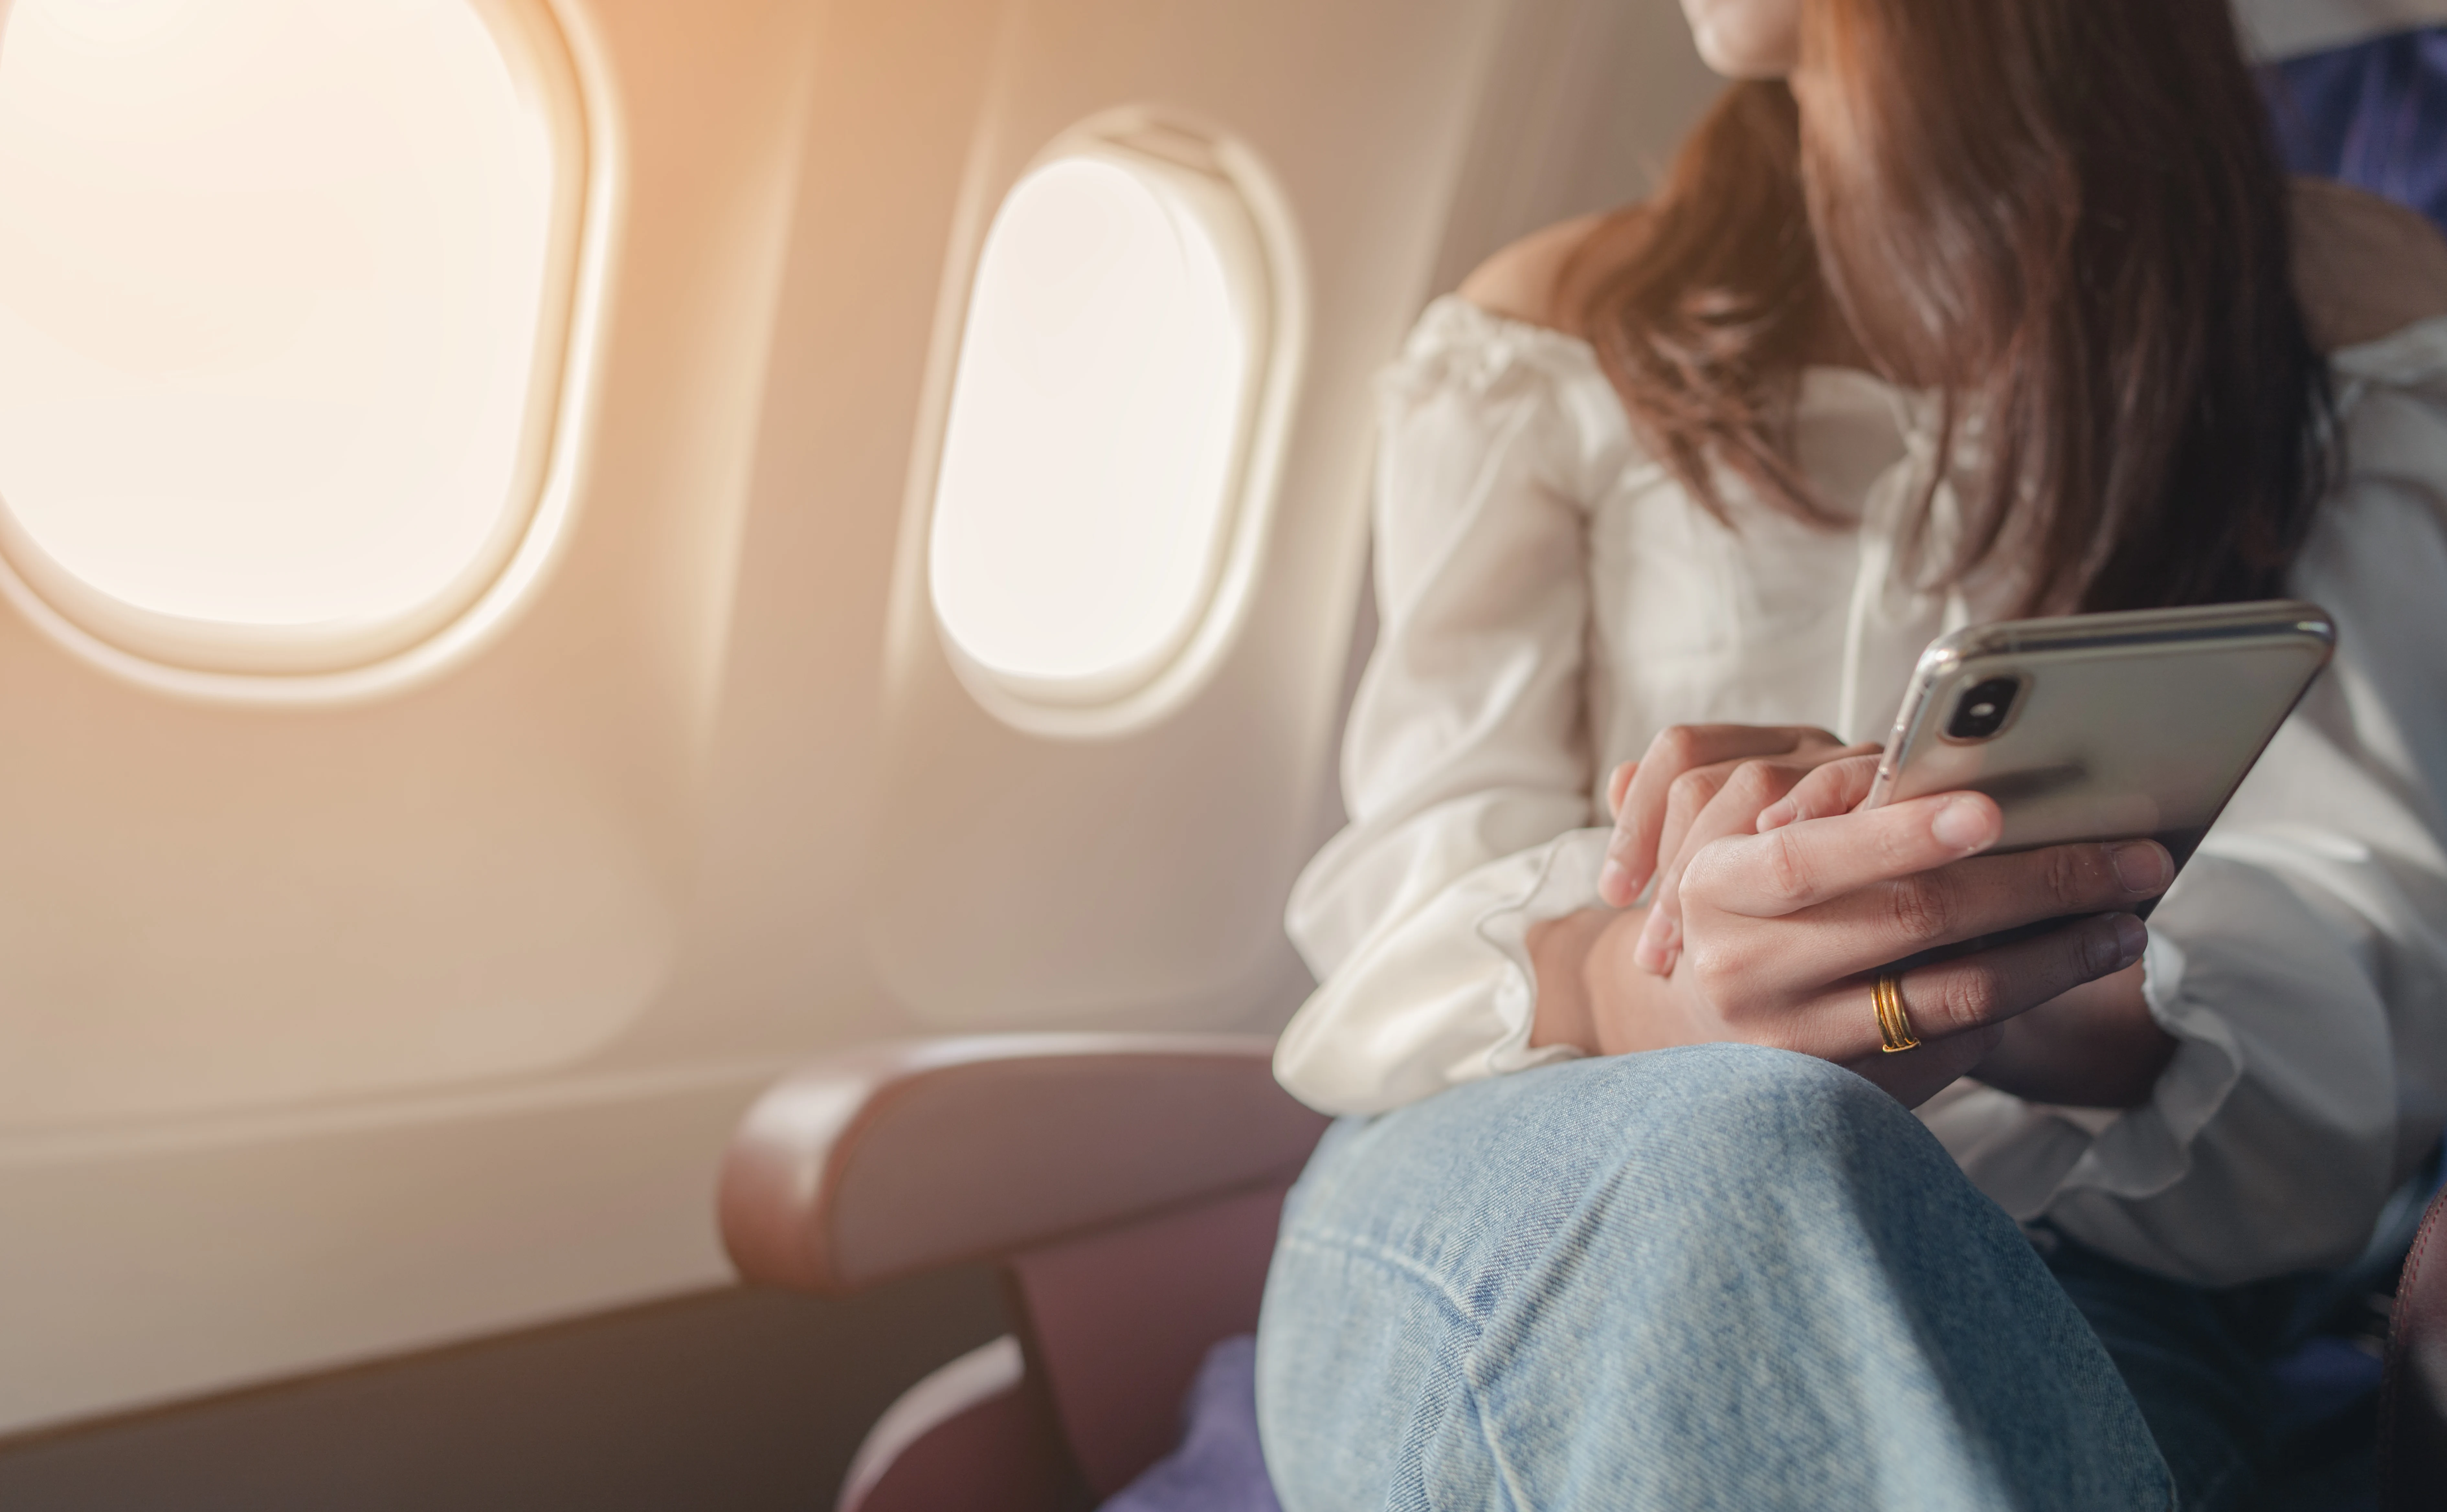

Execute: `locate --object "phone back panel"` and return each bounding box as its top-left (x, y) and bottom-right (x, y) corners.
top-left (1871, 602), bottom-right (2336, 874)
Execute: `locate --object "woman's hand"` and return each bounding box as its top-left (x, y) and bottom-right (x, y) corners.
top-left (1534, 789), bottom-right (2174, 1107)
top-left (1595, 726), bottom-right (1880, 971)
top-left (1970, 961), bottom-right (2176, 1108)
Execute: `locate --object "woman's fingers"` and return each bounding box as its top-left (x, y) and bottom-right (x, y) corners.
top-left (1636, 741), bottom-right (1886, 968)
top-left (1648, 764), bottom-right (1728, 891)
top-left (1602, 726), bottom-right (1799, 905)
top-left (1801, 911), bottom-right (2150, 1063)
top-left (1633, 758), bottom-right (1811, 972)
top-left (1599, 725), bottom-right (1845, 908)
top-left (1756, 752), bottom-right (1882, 831)
top-left (1843, 1025), bottom-right (2006, 1110)
top-left (1682, 791), bottom-right (2008, 919)
top-left (1605, 760), bottom-right (1637, 821)
top-left (1684, 830), bottom-right (2172, 1004)
top-left (1784, 840), bottom-right (2173, 976)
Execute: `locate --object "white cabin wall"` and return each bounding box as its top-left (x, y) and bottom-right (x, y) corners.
top-left (1427, 0), bottom-right (1723, 293)
top-left (0, 0), bottom-right (1716, 1437)
top-left (0, 0), bottom-right (827, 1433)
top-left (856, 0), bottom-right (1519, 1034)
top-left (614, 0), bottom-right (1018, 1066)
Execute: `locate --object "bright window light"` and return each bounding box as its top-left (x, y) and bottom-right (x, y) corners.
top-left (0, 0), bottom-right (574, 672)
top-left (929, 147), bottom-right (1266, 699)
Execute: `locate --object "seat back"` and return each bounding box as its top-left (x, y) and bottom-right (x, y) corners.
top-left (718, 1036), bottom-right (1328, 1510)
top-left (1008, 1182), bottom-right (1293, 1497)
top-left (2383, 1179), bottom-right (2447, 1509)
top-left (837, 1183), bottom-right (1300, 1512)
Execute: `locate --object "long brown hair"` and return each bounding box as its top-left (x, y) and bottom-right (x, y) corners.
top-left (1562, 0), bottom-right (2334, 614)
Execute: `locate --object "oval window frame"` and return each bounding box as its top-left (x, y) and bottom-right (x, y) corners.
top-left (0, 0), bottom-right (609, 704)
top-left (918, 109), bottom-right (1306, 740)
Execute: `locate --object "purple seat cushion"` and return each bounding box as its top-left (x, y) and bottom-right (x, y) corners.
top-left (2264, 24), bottom-right (2447, 236)
top-left (1097, 1336), bottom-right (1281, 1512)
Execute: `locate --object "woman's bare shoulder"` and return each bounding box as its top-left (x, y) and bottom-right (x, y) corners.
top-left (2291, 178), bottom-right (2447, 352)
top-left (1456, 213), bottom-right (1621, 334)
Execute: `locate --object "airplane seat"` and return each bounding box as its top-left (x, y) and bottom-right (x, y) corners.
top-left (707, 35), bottom-right (2447, 1506)
top-left (2263, 22), bottom-right (2447, 235)
top-left (718, 1035), bottom-right (1327, 1511)
top-left (2385, 1175), bottom-right (2447, 1506)
top-left (719, 1037), bottom-right (2447, 1512)
top-left (2254, 23), bottom-right (2447, 1505)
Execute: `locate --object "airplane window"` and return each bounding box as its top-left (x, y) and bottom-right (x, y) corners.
top-left (928, 138), bottom-right (1279, 717)
top-left (0, 0), bottom-right (586, 683)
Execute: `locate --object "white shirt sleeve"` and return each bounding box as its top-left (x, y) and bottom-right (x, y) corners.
top-left (1273, 302), bottom-right (1613, 1115)
top-left (1927, 318), bottom-right (2447, 1284)
top-left (1293, 300), bottom-right (2447, 1287)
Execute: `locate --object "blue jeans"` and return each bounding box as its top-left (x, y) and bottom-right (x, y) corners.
top-left (1254, 1046), bottom-right (2179, 1510)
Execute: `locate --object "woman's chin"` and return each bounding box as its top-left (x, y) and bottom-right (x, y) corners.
top-left (1682, 0), bottom-right (1800, 79)
top-left (1692, 32), bottom-right (1795, 80)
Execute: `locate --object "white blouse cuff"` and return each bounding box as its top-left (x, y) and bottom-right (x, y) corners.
top-left (1473, 826), bottom-right (1614, 1075)
top-left (1919, 932), bottom-right (2245, 1226)
top-left (2048, 932), bottom-right (2248, 1201)
top-left (1273, 828), bottom-right (1609, 1114)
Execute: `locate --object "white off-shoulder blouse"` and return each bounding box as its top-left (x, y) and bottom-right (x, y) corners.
top-left (1278, 295), bottom-right (2447, 1287)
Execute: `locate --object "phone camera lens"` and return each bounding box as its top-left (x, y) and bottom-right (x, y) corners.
top-left (1946, 677), bottom-right (2021, 741)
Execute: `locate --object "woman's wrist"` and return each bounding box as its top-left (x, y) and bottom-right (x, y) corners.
top-left (1968, 960), bottom-right (2175, 1108)
top-left (1528, 907), bottom-right (1633, 1054)
top-left (1530, 907), bottom-right (1677, 1057)
top-left (1529, 900), bottom-right (2175, 1107)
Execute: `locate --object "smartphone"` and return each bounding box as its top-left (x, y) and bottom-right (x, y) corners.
top-left (1860, 599), bottom-right (2336, 914)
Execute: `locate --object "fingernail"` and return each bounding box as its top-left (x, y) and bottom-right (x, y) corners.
top-left (1931, 797), bottom-right (1992, 850)
top-left (2109, 841), bottom-right (2173, 894)
top-left (1757, 799), bottom-right (1795, 832)
top-left (1599, 860), bottom-right (1629, 906)
top-left (2112, 913), bottom-right (2147, 968)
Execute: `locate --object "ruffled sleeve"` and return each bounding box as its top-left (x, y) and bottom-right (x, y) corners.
top-left (1273, 298), bottom-right (1617, 1115)
top-left (1926, 315), bottom-right (2447, 1285)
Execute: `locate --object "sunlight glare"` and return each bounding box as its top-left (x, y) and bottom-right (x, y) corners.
top-left (929, 154), bottom-right (1252, 690)
top-left (0, 0), bottom-right (558, 631)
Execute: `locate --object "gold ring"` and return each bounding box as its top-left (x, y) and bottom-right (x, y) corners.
top-left (1873, 970), bottom-right (1920, 1054)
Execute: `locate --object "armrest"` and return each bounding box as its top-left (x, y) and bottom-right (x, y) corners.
top-left (719, 1034), bottom-right (1330, 1294)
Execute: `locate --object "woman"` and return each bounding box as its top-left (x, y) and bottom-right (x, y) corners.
top-left (1254, 0), bottom-right (2447, 1506)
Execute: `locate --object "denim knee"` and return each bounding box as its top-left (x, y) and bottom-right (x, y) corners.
top-left (1563, 1043), bottom-right (1945, 1208)
top-left (1259, 1045), bottom-right (2172, 1512)
top-left (1279, 1044), bottom-right (1949, 1275)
